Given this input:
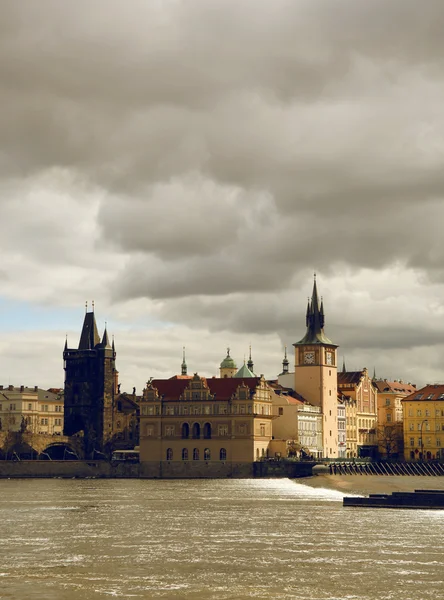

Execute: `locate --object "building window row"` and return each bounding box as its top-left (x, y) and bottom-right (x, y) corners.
top-left (166, 448), bottom-right (227, 461)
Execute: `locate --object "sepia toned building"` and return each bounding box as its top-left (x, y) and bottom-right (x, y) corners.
top-left (374, 378), bottom-right (416, 459)
top-left (0, 385), bottom-right (64, 435)
top-left (293, 277), bottom-right (339, 458)
top-left (402, 384), bottom-right (444, 461)
top-left (139, 373), bottom-right (274, 477)
top-left (337, 368), bottom-right (378, 458)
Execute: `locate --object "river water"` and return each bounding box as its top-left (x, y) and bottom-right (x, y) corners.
top-left (1, 476), bottom-right (443, 599)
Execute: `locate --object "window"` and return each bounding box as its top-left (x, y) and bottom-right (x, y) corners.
top-left (425, 409), bottom-right (430, 417)
top-left (410, 437), bottom-right (414, 446)
top-left (220, 448), bottom-right (227, 461)
top-left (278, 407), bottom-right (284, 416)
top-left (145, 425), bottom-right (153, 437)
top-left (386, 413), bottom-right (392, 422)
top-left (436, 409), bottom-right (441, 417)
top-left (437, 439), bottom-right (441, 447)
top-left (417, 409), bottom-right (422, 417)
top-left (182, 448), bottom-right (188, 460)
top-left (239, 405), bottom-right (246, 414)
top-left (28, 403), bottom-right (32, 411)
top-left (9, 404), bottom-right (16, 411)
top-left (218, 425), bottom-right (228, 436)
top-left (165, 426), bottom-right (175, 437)
top-left (166, 448), bottom-right (173, 461)
top-left (192, 423), bottom-right (200, 438)
top-left (260, 424), bottom-right (265, 436)
top-left (204, 405), bottom-right (211, 415)
top-left (181, 423), bottom-right (190, 439)
top-left (409, 423), bottom-right (414, 431)
top-left (203, 423), bottom-right (212, 439)
top-left (193, 448), bottom-right (199, 460)
top-left (204, 448), bottom-right (211, 461)
top-left (408, 408), bottom-right (413, 417)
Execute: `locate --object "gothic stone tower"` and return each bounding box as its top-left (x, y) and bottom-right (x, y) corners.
top-left (293, 277), bottom-right (339, 458)
top-left (63, 310), bottom-right (117, 456)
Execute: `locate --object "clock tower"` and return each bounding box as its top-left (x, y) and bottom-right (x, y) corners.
top-left (293, 276), bottom-right (338, 458)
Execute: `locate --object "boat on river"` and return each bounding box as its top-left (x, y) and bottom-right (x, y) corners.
top-left (343, 489), bottom-right (444, 509)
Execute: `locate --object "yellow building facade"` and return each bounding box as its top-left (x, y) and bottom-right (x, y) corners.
top-left (139, 373), bottom-right (274, 477)
top-left (337, 368), bottom-right (377, 458)
top-left (374, 379), bottom-right (416, 459)
top-left (402, 384), bottom-right (444, 461)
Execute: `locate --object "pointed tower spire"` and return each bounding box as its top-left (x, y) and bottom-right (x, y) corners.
top-left (181, 347), bottom-right (187, 376)
top-left (64, 335), bottom-right (68, 351)
top-left (112, 335), bottom-right (115, 352)
top-left (282, 346), bottom-right (289, 374)
top-left (342, 357), bottom-right (346, 373)
top-left (78, 308), bottom-right (100, 350)
top-left (295, 274), bottom-right (333, 345)
top-left (101, 324), bottom-right (111, 349)
top-left (372, 366), bottom-right (377, 381)
top-left (247, 345), bottom-right (254, 373)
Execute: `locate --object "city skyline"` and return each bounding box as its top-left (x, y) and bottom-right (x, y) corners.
top-left (1, 1), bottom-right (444, 391)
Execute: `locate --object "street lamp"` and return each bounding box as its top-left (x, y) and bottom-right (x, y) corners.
top-left (419, 419), bottom-right (428, 460)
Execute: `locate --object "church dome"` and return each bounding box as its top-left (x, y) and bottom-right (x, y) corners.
top-left (220, 348), bottom-right (237, 370)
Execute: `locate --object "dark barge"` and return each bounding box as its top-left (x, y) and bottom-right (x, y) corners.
top-left (343, 489), bottom-right (444, 509)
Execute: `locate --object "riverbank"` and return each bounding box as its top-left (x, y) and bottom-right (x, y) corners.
top-left (300, 473), bottom-right (444, 496)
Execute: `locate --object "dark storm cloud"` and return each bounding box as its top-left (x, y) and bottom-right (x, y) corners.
top-left (1, 0), bottom-right (444, 388)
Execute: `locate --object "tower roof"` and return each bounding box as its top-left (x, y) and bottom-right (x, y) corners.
top-left (78, 311), bottom-right (100, 350)
top-left (234, 363), bottom-right (255, 378)
top-left (294, 276), bottom-right (335, 346)
top-left (220, 348), bottom-right (237, 369)
top-left (99, 326), bottom-right (112, 349)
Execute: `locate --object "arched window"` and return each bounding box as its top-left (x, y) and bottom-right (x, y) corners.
top-left (182, 448), bottom-right (188, 461)
top-left (192, 423), bottom-right (200, 439)
top-left (166, 448), bottom-right (173, 461)
top-left (261, 448), bottom-right (265, 457)
top-left (181, 423), bottom-right (190, 439)
top-left (256, 448), bottom-right (260, 460)
top-left (220, 448), bottom-right (227, 461)
top-left (204, 448), bottom-right (211, 461)
top-left (203, 423), bottom-right (212, 439)
top-left (193, 448), bottom-right (199, 460)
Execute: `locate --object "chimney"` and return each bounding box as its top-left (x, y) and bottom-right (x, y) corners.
top-left (8, 385), bottom-right (13, 391)
top-left (20, 385), bottom-right (24, 392)
top-left (34, 386), bottom-right (38, 392)
top-left (0, 385), bottom-right (3, 390)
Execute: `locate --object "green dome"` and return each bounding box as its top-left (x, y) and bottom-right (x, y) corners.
top-left (220, 348), bottom-right (237, 369)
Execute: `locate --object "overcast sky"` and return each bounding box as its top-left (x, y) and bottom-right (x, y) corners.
top-left (1, 0), bottom-right (444, 392)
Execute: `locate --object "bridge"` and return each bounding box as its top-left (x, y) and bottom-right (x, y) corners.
top-left (0, 431), bottom-right (84, 460)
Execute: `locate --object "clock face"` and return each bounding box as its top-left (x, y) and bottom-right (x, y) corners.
top-left (326, 352), bottom-right (333, 365)
top-left (304, 352), bottom-right (315, 365)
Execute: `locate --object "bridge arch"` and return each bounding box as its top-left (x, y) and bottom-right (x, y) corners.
top-left (41, 443), bottom-right (80, 460)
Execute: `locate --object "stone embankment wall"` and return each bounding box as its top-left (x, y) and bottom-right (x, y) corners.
top-left (0, 461), bottom-right (138, 478)
top-left (140, 460), bottom-right (315, 478)
top-left (0, 460), bottom-right (314, 479)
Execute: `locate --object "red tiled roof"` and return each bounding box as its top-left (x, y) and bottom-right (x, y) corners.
top-left (402, 384), bottom-right (444, 402)
top-left (149, 376), bottom-right (261, 401)
top-left (287, 397), bottom-right (304, 406)
top-left (374, 380), bottom-right (416, 395)
top-left (337, 371), bottom-right (363, 385)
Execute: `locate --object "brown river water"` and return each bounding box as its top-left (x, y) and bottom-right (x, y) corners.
top-left (0, 475), bottom-right (443, 599)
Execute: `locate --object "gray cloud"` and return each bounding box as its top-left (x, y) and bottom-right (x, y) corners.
top-left (0, 1), bottom-right (444, 389)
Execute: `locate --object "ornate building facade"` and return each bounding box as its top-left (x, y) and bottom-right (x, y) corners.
top-left (337, 368), bottom-right (378, 458)
top-left (139, 373), bottom-right (274, 477)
